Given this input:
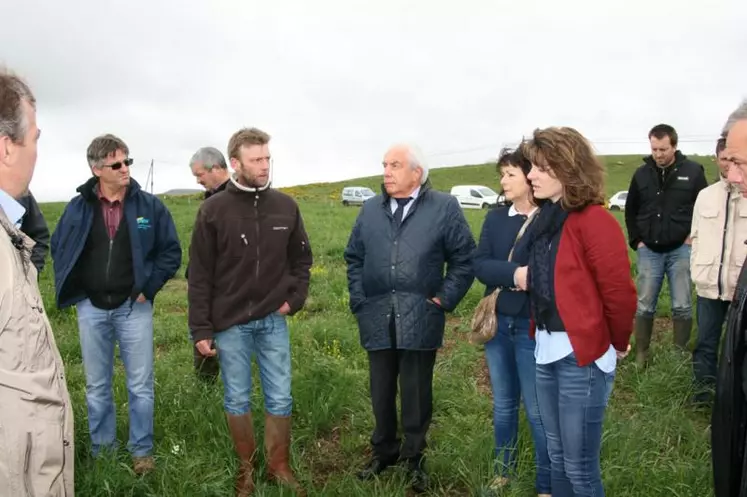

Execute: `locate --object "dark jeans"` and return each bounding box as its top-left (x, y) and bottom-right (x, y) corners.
top-left (536, 353), bottom-right (615, 497)
top-left (693, 296), bottom-right (730, 397)
top-left (484, 315), bottom-right (551, 494)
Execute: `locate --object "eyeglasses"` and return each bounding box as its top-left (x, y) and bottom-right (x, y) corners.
top-left (101, 158), bottom-right (134, 170)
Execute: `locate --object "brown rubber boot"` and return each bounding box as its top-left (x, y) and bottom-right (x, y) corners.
top-left (264, 414), bottom-right (306, 496)
top-left (673, 318), bottom-right (693, 351)
top-left (226, 413), bottom-right (257, 496)
top-left (635, 316), bottom-right (654, 366)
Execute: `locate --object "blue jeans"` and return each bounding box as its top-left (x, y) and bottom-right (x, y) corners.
top-left (214, 312), bottom-right (293, 416)
top-left (76, 298), bottom-right (154, 457)
top-left (484, 315), bottom-right (551, 494)
top-left (635, 244), bottom-right (692, 319)
top-left (693, 296), bottom-right (730, 395)
top-left (536, 353), bottom-right (615, 497)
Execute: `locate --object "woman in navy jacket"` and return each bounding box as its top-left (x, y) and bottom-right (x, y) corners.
top-left (515, 127), bottom-right (636, 497)
top-left (473, 147), bottom-right (550, 496)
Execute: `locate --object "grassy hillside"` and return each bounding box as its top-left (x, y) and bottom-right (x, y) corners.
top-left (37, 154), bottom-right (720, 496)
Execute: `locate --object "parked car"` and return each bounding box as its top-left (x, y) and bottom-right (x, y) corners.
top-left (607, 190), bottom-right (628, 211)
top-left (341, 186), bottom-right (376, 206)
top-left (450, 185), bottom-right (505, 209)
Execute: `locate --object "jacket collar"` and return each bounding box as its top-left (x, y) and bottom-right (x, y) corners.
top-left (77, 176), bottom-right (142, 202)
top-left (643, 150), bottom-right (687, 168)
top-left (379, 178), bottom-right (432, 205)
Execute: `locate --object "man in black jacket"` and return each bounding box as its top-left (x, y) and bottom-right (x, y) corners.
top-left (18, 190), bottom-right (50, 276)
top-left (712, 99), bottom-right (747, 497)
top-left (344, 143), bottom-right (475, 494)
top-left (625, 124), bottom-right (708, 365)
top-left (186, 146), bottom-right (230, 382)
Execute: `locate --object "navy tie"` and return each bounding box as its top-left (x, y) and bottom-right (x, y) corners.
top-left (394, 197), bottom-right (411, 226)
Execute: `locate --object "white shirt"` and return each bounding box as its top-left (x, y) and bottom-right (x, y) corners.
top-left (0, 188), bottom-right (26, 228)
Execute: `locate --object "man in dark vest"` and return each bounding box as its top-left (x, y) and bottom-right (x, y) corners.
top-left (50, 134), bottom-right (182, 475)
top-left (186, 146), bottom-right (230, 381)
top-left (625, 124), bottom-right (708, 365)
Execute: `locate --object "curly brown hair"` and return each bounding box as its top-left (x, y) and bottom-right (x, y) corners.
top-left (520, 127), bottom-right (606, 211)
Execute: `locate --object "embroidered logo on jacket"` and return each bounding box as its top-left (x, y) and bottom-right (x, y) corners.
top-left (137, 217), bottom-right (152, 230)
top-left (273, 226), bottom-right (289, 231)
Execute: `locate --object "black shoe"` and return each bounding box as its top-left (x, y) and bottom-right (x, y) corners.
top-left (357, 457), bottom-right (397, 480)
top-left (407, 459), bottom-right (429, 494)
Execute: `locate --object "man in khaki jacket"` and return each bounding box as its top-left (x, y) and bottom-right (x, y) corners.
top-left (0, 68), bottom-right (74, 495)
top-left (690, 136), bottom-right (747, 406)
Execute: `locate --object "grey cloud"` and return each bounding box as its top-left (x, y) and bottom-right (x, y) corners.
top-left (2, 0), bottom-right (746, 202)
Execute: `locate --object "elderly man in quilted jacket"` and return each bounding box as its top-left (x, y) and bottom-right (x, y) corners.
top-left (344, 143), bottom-right (475, 494)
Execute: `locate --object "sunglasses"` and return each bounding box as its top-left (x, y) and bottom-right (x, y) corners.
top-left (101, 158), bottom-right (134, 170)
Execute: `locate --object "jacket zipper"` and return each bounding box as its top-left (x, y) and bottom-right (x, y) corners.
top-left (717, 192), bottom-right (730, 300)
top-left (254, 195), bottom-right (260, 280)
top-left (106, 238), bottom-right (113, 306)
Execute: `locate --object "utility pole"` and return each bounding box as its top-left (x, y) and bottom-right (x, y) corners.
top-left (145, 159), bottom-right (155, 194)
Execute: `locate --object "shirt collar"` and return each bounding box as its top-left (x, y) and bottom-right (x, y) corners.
top-left (508, 204), bottom-right (538, 217)
top-left (390, 185), bottom-right (421, 203)
top-left (97, 184), bottom-right (124, 204)
top-left (0, 188), bottom-right (26, 227)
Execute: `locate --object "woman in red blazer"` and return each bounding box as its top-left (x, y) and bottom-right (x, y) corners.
top-left (513, 126), bottom-right (637, 497)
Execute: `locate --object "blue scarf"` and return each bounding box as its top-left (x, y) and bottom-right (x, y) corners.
top-left (526, 200), bottom-right (569, 330)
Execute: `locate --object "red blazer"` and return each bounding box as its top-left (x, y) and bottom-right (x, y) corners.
top-left (529, 205), bottom-right (637, 367)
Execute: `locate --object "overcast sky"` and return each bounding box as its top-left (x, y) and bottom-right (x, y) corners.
top-left (2, 0), bottom-right (746, 202)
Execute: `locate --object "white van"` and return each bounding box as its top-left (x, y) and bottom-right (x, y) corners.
top-left (341, 186), bottom-right (376, 206)
top-left (607, 190), bottom-right (628, 211)
top-left (450, 185), bottom-right (505, 209)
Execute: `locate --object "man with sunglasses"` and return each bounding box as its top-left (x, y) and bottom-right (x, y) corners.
top-left (50, 134), bottom-right (182, 475)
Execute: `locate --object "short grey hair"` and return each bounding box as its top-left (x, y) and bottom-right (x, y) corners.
top-left (189, 146), bottom-right (227, 170)
top-left (0, 67), bottom-right (36, 144)
top-left (390, 142), bottom-right (430, 185)
top-left (722, 98), bottom-right (747, 138)
top-left (87, 134), bottom-right (129, 168)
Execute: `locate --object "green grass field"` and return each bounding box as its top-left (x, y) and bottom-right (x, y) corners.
top-left (37, 153), bottom-right (721, 496)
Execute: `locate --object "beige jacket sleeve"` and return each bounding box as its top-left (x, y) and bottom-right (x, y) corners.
top-left (690, 192), bottom-right (702, 282)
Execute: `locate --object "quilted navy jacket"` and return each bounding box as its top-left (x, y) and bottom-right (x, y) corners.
top-left (344, 181), bottom-right (476, 351)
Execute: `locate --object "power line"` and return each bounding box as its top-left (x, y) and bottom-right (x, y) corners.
top-left (427, 135), bottom-right (720, 159)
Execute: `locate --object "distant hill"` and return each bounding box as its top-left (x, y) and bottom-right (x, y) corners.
top-left (160, 188), bottom-right (203, 196)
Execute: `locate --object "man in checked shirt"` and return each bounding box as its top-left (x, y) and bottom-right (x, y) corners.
top-left (51, 134), bottom-right (182, 475)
